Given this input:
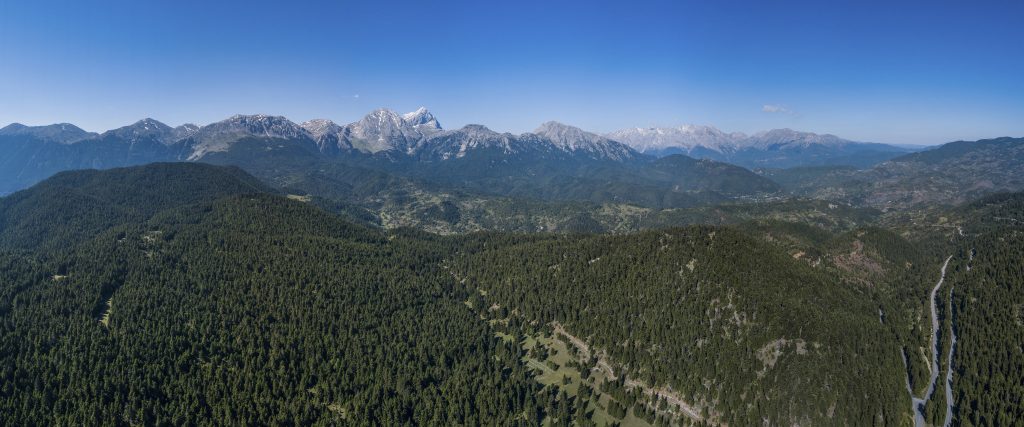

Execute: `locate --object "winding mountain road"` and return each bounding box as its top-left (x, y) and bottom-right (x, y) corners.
top-left (907, 255), bottom-right (953, 427)
top-left (943, 284), bottom-right (957, 427)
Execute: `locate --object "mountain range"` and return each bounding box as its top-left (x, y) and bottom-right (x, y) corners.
top-left (607, 125), bottom-right (914, 168)
top-left (762, 136), bottom-right (1024, 209)
top-left (2, 111), bottom-right (1024, 425)
top-left (1, 109), bottom-right (910, 165)
top-left (0, 107), bottom-right (906, 195)
top-left (3, 108), bottom-right (1022, 217)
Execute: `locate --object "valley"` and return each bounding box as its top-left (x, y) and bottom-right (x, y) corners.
top-left (0, 111), bottom-right (1021, 426)
top-left (4, 1), bottom-right (1022, 425)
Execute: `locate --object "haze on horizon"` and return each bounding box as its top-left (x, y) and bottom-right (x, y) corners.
top-left (1, 0), bottom-right (1022, 145)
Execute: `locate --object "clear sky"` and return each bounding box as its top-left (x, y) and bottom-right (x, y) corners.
top-left (1, 0), bottom-right (1022, 145)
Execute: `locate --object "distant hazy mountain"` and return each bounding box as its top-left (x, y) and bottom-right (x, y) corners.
top-left (746, 128), bottom-right (851, 149)
top-left (0, 122), bottom-right (97, 144)
top-left (0, 110), bottom-right (774, 206)
top-left (99, 118), bottom-right (189, 146)
top-left (0, 120), bottom-right (189, 194)
top-left (607, 125), bottom-right (746, 155)
top-left (609, 126), bottom-right (913, 168)
top-left (765, 136), bottom-right (1024, 209)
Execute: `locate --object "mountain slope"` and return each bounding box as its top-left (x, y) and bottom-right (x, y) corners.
top-left (776, 137), bottom-right (1024, 209)
top-left (0, 172), bottom-right (542, 424)
top-left (185, 114), bottom-right (315, 160)
top-left (451, 226), bottom-right (909, 425)
top-left (908, 192), bottom-right (1024, 425)
top-left (646, 154), bottom-right (780, 195)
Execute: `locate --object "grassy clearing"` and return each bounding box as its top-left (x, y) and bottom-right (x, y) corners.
top-left (99, 298), bottom-right (113, 327)
top-left (508, 331), bottom-right (670, 427)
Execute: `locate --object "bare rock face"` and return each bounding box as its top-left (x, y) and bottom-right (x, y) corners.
top-left (186, 114), bottom-right (312, 160)
top-left (533, 121), bottom-right (639, 161)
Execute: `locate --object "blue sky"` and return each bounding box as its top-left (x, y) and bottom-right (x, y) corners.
top-left (1, 0), bottom-right (1022, 145)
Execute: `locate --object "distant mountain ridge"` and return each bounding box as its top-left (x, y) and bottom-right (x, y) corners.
top-left (608, 125), bottom-right (914, 168)
top-left (99, 118), bottom-right (199, 146)
top-left (1, 109), bottom-right (908, 167)
top-left (0, 108), bottom-right (637, 163)
top-left (607, 125), bottom-right (746, 154)
top-left (0, 122), bottom-right (97, 144)
top-left (763, 136), bottom-right (1024, 209)
top-left (2, 108), bottom-right (982, 211)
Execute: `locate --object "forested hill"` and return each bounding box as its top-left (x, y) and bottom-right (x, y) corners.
top-left (766, 136), bottom-right (1024, 210)
top-left (0, 163), bottom-right (271, 252)
top-left (449, 228), bottom-right (910, 425)
top-left (935, 192), bottom-right (1024, 425)
top-left (0, 168), bottom-right (542, 425)
top-left (0, 162), bottom-right (969, 425)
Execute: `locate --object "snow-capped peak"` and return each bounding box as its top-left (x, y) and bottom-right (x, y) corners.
top-left (606, 125), bottom-right (746, 154)
top-left (402, 107), bottom-right (428, 121)
top-left (98, 118), bottom-right (177, 145)
top-left (184, 114), bottom-right (310, 160)
top-left (172, 123), bottom-right (200, 141)
top-left (301, 119), bottom-right (341, 139)
top-left (607, 124), bottom-right (863, 157)
top-left (339, 107), bottom-right (443, 153)
top-left (210, 114), bottom-right (308, 138)
top-left (402, 107), bottom-right (442, 131)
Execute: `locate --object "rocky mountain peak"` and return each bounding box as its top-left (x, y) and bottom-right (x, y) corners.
top-left (341, 107), bottom-right (443, 153)
top-left (99, 119), bottom-right (179, 145)
top-left (301, 119), bottom-right (341, 139)
top-left (173, 124), bottom-right (200, 141)
top-left (402, 107), bottom-right (442, 130)
top-left (534, 121), bottom-right (638, 161)
top-left (184, 114), bottom-right (310, 160)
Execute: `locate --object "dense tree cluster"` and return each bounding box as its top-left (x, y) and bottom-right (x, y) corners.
top-left (449, 227), bottom-right (909, 425)
top-left (941, 193), bottom-right (1024, 426)
top-left (0, 170), bottom-right (546, 425)
top-left (4, 163), bottom-right (1022, 426)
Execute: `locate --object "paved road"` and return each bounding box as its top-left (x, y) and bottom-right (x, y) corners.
top-left (908, 255), bottom-right (952, 427)
top-left (943, 285), bottom-right (957, 427)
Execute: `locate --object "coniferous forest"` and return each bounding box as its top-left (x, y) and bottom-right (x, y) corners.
top-left (0, 162), bottom-right (1021, 426)
top-left (4, 1), bottom-right (1024, 424)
